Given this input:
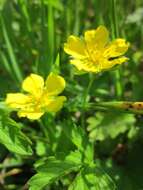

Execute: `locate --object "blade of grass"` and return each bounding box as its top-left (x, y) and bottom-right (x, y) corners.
top-left (65, 0), bottom-right (72, 37)
top-left (0, 51), bottom-right (17, 82)
top-left (39, 0), bottom-right (54, 76)
top-left (47, 2), bottom-right (54, 70)
top-left (110, 0), bottom-right (123, 99)
top-left (18, 0), bottom-right (32, 33)
top-left (17, 0), bottom-right (36, 48)
top-left (92, 0), bottom-right (105, 25)
top-left (73, 0), bottom-right (80, 35)
top-left (0, 16), bottom-right (23, 83)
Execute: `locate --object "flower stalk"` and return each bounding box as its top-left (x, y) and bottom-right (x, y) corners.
top-left (81, 74), bottom-right (95, 127)
top-left (89, 101), bottom-right (143, 115)
top-left (110, 0), bottom-right (123, 99)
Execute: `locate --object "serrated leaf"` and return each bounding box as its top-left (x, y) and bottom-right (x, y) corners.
top-left (68, 171), bottom-right (89, 190)
top-left (69, 165), bottom-right (116, 190)
top-left (87, 112), bottom-right (135, 141)
top-left (29, 151), bottom-right (82, 190)
top-left (84, 167), bottom-right (116, 190)
top-left (63, 120), bottom-right (84, 149)
top-left (63, 120), bottom-right (93, 163)
top-left (65, 150), bottom-right (83, 164)
top-left (0, 115), bottom-right (33, 156)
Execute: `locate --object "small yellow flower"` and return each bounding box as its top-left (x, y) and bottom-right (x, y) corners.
top-left (64, 25), bottom-right (129, 73)
top-left (5, 73), bottom-right (66, 120)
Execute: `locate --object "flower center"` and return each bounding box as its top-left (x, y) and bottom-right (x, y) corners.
top-left (86, 48), bottom-right (103, 65)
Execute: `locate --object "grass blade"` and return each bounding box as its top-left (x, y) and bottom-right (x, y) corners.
top-left (0, 15), bottom-right (23, 82)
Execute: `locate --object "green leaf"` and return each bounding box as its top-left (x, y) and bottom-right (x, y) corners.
top-left (63, 120), bottom-right (93, 163)
top-left (68, 171), bottom-right (89, 190)
top-left (65, 150), bottom-right (83, 165)
top-left (29, 151), bottom-right (82, 190)
top-left (0, 113), bottom-right (32, 156)
top-left (69, 166), bottom-right (116, 190)
top-left (63, 120), bottom-right (84, 149)
top-left (36, 141), bottom-right (47, 156)
top-left (83, 166), bottom-right (116, 190)
top-left (87, 112), bottom-right (135, 141)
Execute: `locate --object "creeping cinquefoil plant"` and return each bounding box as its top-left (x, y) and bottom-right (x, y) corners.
top-left (0, 1), bottom-right (143, 189)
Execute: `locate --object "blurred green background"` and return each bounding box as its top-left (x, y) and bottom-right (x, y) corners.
top-left (0, 0), bottom-right (143, 189)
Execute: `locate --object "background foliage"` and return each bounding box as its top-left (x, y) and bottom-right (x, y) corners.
top-left (0, 0), bottom-right (143, 189)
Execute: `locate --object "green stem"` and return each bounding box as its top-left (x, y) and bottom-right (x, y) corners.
top-left (38, 119), bottom-right (49, 139)
top-left (111, 0), bottom-right (119, 38)
top-left (81, 74), bottom-right (95, 127)
top-left (110, 0), bottom-right (122, 99)
top-left (47, 3), bottom-right (54, 72)
top-left (74, 0), bottom-right (80, 35)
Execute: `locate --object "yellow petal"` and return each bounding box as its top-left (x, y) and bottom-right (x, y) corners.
top-left (18, 111), bottom-right (44, 120)
top-left (104, 38), bottom-right (129, 58)
top-left (70, 59), bottom-right (85, 71)
top-left (102, 57), bottom-right (129, 70)
top-left (64, 35), bottom-right (86, 58)
top-left (45, 73), bottom-right (66, 95)
top-left (46, 96), bottom-right (66, 113)
top-left (5, 93), bottom-right (31, 109)
top-left (84, 26), bottom-right (109, 49)
top-left (70, 59), bottom-right (100, 73)
top-left (22, 73), bottom-right (44, 97)
top-left (109, 56), bottom-right (129, 66)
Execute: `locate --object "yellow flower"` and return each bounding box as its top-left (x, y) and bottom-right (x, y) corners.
top-left (64, 25), bottom-right (129, 73)
top-left (5, 73), bottom-right (66, 120)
